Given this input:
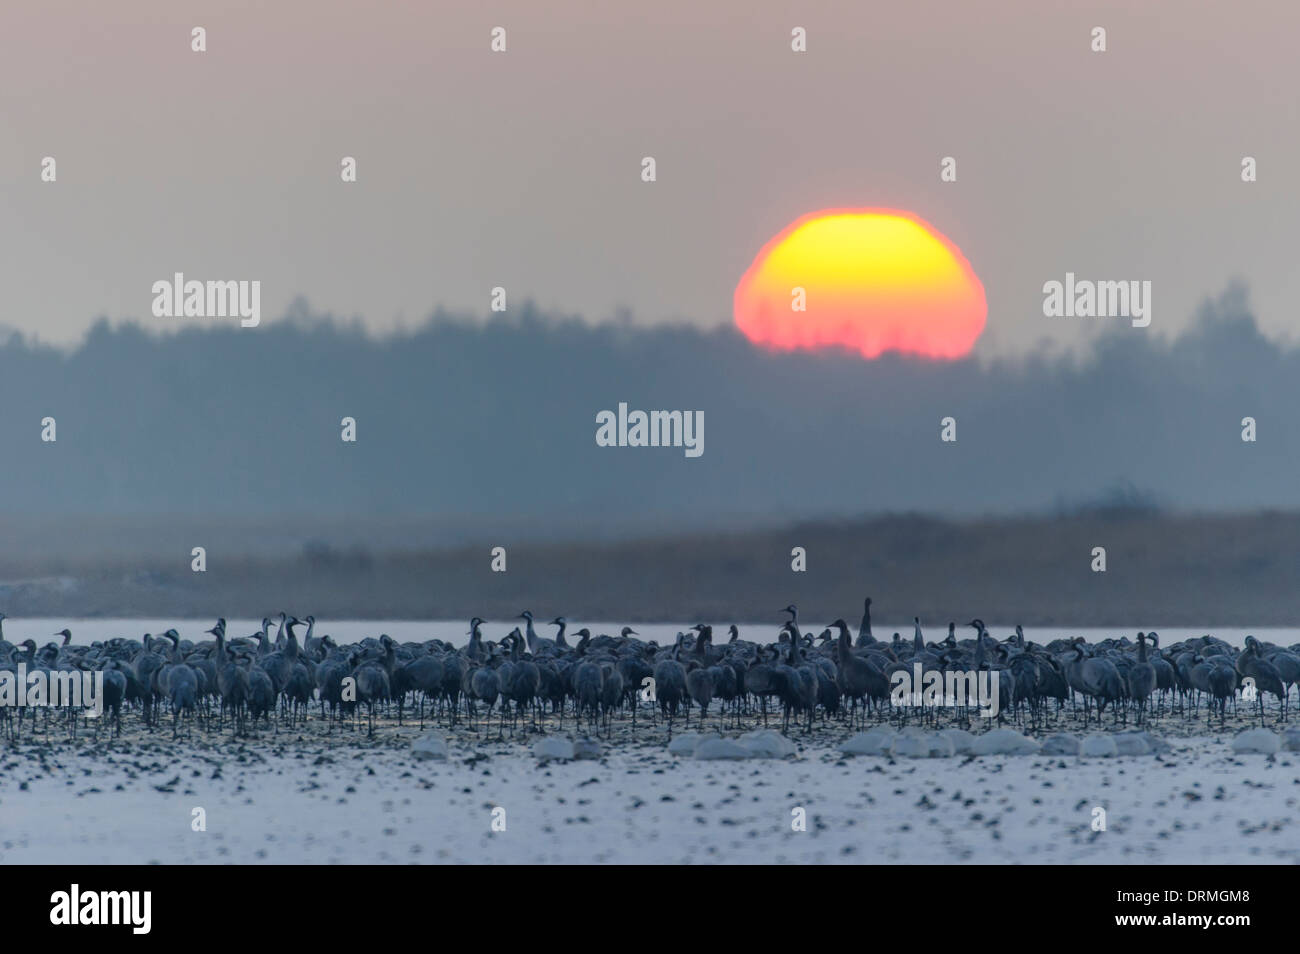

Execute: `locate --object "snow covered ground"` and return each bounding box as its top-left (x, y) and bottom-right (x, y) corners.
top-left (2, 619), bottom-right (1295, 864)
top-left (2, 730), bottom-right (1295, 864)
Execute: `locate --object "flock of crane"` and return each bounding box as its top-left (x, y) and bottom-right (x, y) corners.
top-left (1, 600), bottom-right (1297, 743)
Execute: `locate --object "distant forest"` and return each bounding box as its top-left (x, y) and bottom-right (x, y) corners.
top-left (0, 284), bottom-right (1293, 549)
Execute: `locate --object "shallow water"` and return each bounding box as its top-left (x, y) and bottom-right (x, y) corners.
top-left (11, 618), bottom-right (1293, 651)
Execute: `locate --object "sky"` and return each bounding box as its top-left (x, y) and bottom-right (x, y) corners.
top-left (3, 0), bottom-right (1298, 356)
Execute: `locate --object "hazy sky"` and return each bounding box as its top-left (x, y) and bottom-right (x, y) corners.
top-left (4, 0), bottom-right (1297, 355)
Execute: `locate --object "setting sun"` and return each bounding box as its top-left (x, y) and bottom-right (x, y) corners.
top-left (733, 209), bottom-right (986, 360)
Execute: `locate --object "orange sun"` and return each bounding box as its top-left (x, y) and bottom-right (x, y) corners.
top-left (733, 209), bottom-right (986, 360)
